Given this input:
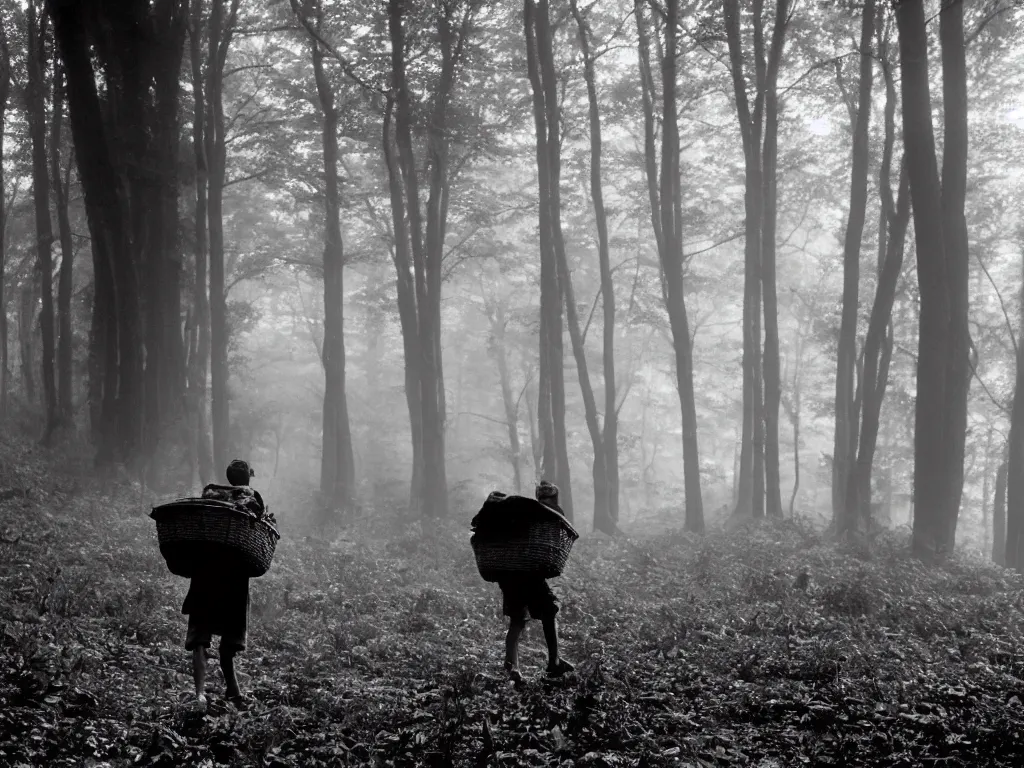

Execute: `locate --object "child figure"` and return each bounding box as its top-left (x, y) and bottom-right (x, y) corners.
top-left (498, 480), bottom-right (575, 683)
top-left (183, 459), bottom-right (260, 710)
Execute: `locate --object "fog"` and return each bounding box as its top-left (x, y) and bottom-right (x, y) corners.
top-left (1, 1), bottom-right (1024, 762)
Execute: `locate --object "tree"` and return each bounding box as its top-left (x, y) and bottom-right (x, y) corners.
top-left (723, 0), bottom-right (792, 519)
top-left (896, 0), bottom-right (969, 559)
top-left (207, 0), bottom-right (242, 476)
top-left (384, 0), bottom-right (483, 518)
top-left (845, 14), bottom-right (912, 531)
top-left (0, 17), bottom-right (10, 418)
top-left (301, 0), bottom-right (356, 513)
top-left (50, 0), bottom-right (188, 466)
top-left (833, 0), bottom-right (876, 533)
top-left (571, 0), bottom-right (622, 533)
top-left (25, 0), bottom-right (57, 438)
top-left (50, 58), bottom-right (74, 425)
top-left (525, 0), bottom-right (574, 520)
top-left (187, 0), bottom-right (215, 485)
top-left (636, 0), bottom-right (703, 532)
top-left (937, 0), bottom-right (971, 550)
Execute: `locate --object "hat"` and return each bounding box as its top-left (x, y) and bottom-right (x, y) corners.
top-left (226, 459), bottom-right (255, 486)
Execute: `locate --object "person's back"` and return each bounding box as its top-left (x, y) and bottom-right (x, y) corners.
top-left (493, 480), bottom-right (574, 684)
top-left (182, 458), bottom-right (262, 710)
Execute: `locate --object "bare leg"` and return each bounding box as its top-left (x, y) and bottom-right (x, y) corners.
top-left (504, 618), bottom-right (526, 682)
top-left (221, 648), bottom-right (241, 700)
top-left (542, 616), bottom-right (574, 675)
top-left (191, 646), bottom-right (208, 702)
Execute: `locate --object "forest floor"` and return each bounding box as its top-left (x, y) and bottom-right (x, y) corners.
top-left (1, 435), bottom-right (1024, 766)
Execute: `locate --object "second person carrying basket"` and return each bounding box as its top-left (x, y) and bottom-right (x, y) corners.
top-left (470, 480), bottom-right (577, 684)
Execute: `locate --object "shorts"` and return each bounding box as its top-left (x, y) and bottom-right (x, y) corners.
top-left (499, 578), bottom-right (558, 622)
top-left (182, 572), bottom-right (250, 653)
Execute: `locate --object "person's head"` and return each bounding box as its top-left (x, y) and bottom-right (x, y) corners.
top-left (226, 459), bottom-right (255, 486)
top-left (535, 480), bottom-right (559, 507)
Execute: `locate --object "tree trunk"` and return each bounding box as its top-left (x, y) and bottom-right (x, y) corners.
top-left (53, 0), bottom-right (187, 467)
top-left (896, 0), bottom-right (952, 560)
top-left (834, 0), bottom-right (875, 532)
top-left (188, 0), bottom-right (214, 485)
top-left (524, 375), bottom-right (542, 480)
top-left (387, 0), bottom-right (469, 519)
top-left (50, 61), bottom-right (75, 425)
top-left (938, 0), bottom-right (970, 550)
top-left (19, 284), bottom-right (36, 404)
top-left (723, 0), bottom-right (765, 519)
top-left (981, 426), bottom-right (993, 557)
top-left (847, 165), bottom-right (910, 528)
top-left (1005, 237), bottom-right (1024, 571)
top-left (0, 25), bottom-right (10, 418)
top-left (207, 0), bottom-right (241, 477)
top-left (846, 22), bottom-right (903, 529)
top-left (994, 460), bottom-right (1007, 566)
top-left (26, 0), bottom-right (58, 437)
top-left (150, 3), bottom-right (188, 456)
top-left (636, 0), bottom-right (704, 532)
top-left (572, 0), bottom-right (620, 532)
top-left (309, 0), bottom-right (355, 513)
top-left (381, 100), bottom-right (425, 511)
top-left (760, 0), bottom-right (790, 520)
top-left (525, 0), bottom-right (573, 520)
top-left (487, 302), bottom-right (524, 493)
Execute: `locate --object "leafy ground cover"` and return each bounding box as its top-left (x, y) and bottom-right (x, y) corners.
top-left (2, 438), bottom-right (1024, 766)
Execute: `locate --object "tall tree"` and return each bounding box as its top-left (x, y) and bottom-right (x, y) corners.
top-left (0, 19), bottom-right (10, 418)
top-left (994, 458), bottom-right (1007, 567)
top-left (937, 0), bottom-right (970, 549)
top-left (636, 0), bottom-right (703, 532)
top-left (50, 59), bottom-right (75, 424)
top-left (207, 0), bottom-right (241, 476)
top-left (572, 0), bottom-right (621, 533)
top-left (304, 0), bottom-right (356, 512)
top-left (758, 0), bottom-right (790, 520)
top-left (525, 0), bottom-right (574, 519)
top-left (51, 0), bottom-right (189, 465)
top-left (833, 0), bottom-right (876, 533)
top-left (845, 16), bottom-right (911, 530)
top-left (188, 0), bottom-right (214, 485)
top-left (385, 0), bottom-right (481, 518)
top-left (723, 0), bottom-right (791, 519)
top-left (26, 0), bottom-right (58, 437)
top-left (483, 295), bottom-right (526, 494)
top-left (896, 0), bottom-right (951, 559)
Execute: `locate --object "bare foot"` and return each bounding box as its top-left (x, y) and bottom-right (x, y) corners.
top-left (546, 659), bottom-right (575, 677)
top-left (504, 661), bottom-right (524, 684)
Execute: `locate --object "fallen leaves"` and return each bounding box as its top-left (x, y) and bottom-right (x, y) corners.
top-left (2, 433), bottom-right (1024, 765)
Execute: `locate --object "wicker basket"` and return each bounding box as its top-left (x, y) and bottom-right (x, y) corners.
top-left (471, 498), bottom-right (579, 582)
top-left (150, 498), bottom-right (280, 578)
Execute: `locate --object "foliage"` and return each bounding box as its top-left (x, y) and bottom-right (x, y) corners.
top-left (2, 436), bottom-right (1024, 765)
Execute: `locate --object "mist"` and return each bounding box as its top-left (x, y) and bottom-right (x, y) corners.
top-left (1, 0), bottom-right (1024, 764)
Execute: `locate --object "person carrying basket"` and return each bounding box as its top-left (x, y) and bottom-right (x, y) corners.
top-left (182, 459), bottom-right (262, 710)
top-left (473, 480), bottom-right (575, 684)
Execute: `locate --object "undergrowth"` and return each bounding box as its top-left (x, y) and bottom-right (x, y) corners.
top-left (1, 435), bottom-right (1024, 766)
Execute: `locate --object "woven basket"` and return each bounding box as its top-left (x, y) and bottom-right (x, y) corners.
top-left (471, 501), bottom-right (579, 582)
top-left (150, 498), bottom-right (280, 578)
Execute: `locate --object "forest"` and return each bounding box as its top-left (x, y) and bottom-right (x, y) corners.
top-left (2, 0), bottom-right (1024, 765)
